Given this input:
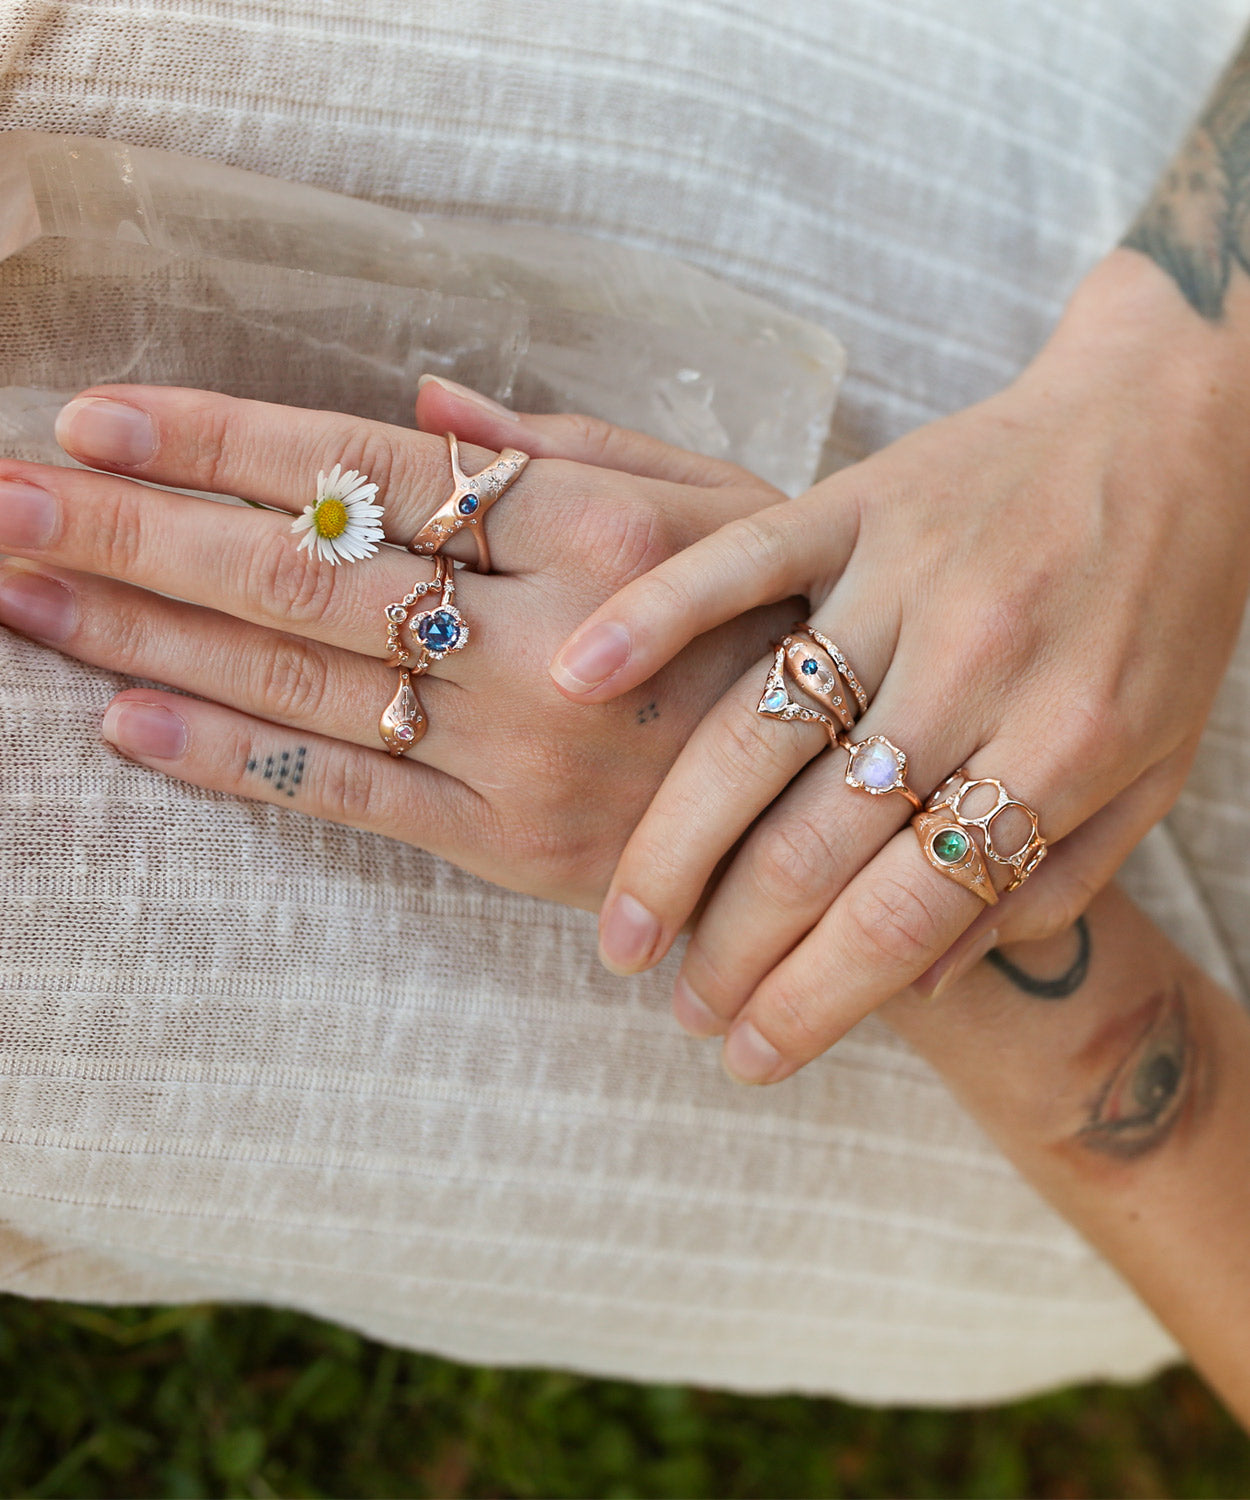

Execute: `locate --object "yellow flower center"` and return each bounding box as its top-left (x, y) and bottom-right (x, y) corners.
top-left (314, 497), bottom-right (349, 539)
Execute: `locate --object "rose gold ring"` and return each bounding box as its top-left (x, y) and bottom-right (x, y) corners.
top-left (910, 805), bottom-right (999, 906)
top-left (757, 629), bottom-right (868, 737)
top-left (407, 432), bottom-right (529, 573)
top-left (924, 770), bottom-right (1047, 892)
top-left (837, 732), bottom-right (923, 812)
top-left (379, 555), bottom-right (468, 755)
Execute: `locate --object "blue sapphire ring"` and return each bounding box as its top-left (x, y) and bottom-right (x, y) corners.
top-left (379, 554), bottom-right (470, 755)
top-left (407, 431), bottom-right (529, 573)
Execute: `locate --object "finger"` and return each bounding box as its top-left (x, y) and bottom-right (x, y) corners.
top-left (547, 488), bottom-right (859, 701)
top-left (598, 605), bottom-right (900, 977)
top-left (0, 560), bottom-right (471, 773)
top-left (50, 384), bottom-right (546, 570)
top-left (718, 730), bottom-right (1119, 1084)
top-left (98, 688), bottom-right (488, 870)
top-left (415, 375), bottom-right (771, 490)
top-left (0, 460), bottom-right (498, 678)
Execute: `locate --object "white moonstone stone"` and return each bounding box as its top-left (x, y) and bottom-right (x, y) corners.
top-left (852, 741), bottom-right (899, 790)
top-left (762, 688), bottom-right (789, 712)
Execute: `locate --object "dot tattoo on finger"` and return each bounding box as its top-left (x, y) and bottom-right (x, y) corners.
top-left (245, 745), bottom-right (307, 797)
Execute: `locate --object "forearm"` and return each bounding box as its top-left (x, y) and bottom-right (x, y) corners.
top-left (883, 885), bottom-right (1250, 1427)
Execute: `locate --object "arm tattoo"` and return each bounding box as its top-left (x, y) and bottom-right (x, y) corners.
top-left (1076, 986), bottom-right (1190, 1161)
top-left (1121, 31), bottom-right (1250, 318)
top-left (245, 746), bottom-right (307, 797)
top-left (985, 915), bottom-right (1091, 999)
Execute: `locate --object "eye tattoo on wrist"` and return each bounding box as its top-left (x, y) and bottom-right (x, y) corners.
top-left (245, 745), bottom-right (307, 797)
top-left (1077, 986), bottom-right (1191, 1161)
top-left (985, 916), bottom-right (1091, 999)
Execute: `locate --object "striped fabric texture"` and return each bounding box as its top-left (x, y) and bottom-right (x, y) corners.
top-left (0, 0), bottom-right (1247, 1403)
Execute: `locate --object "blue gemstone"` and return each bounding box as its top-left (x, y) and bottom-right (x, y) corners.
top-left (416, 609), bottom-right (461, 652)
top-left (457, 493), bottom-right (479, 516)
top-left (801, 658), bottom-right (819, 675)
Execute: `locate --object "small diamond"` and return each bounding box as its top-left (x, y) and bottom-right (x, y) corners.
top-left (932, 829), bottom-right (969, 864)
top-left (762, 687), bottom-right (789, 713)
top-left (386, 603), bottom-right (408, 622)
top-left (457, 493), bottom-right (479, 516)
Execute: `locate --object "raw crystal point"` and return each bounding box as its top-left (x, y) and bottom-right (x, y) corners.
top-left (0, 132), bottom-right (845, 494)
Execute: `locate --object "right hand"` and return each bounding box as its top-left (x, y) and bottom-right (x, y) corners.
top-left (0, 380), bottom-right (794, 908)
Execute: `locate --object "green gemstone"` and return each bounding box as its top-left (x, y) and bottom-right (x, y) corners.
top-left (932, 829), bottom-right (969, 864)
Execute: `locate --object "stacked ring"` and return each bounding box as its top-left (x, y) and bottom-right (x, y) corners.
top-left (757, 626), bottom-right (868, 737)
top-left (378, 555), bottom-right (467, 755)
top-left (911, 804), bottom-right (998, 905)
top-left (921, 771), bottom-right (1047, 892)
top-left (408, 431), bottom-right (529, 573)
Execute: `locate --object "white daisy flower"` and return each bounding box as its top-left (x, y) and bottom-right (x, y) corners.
top-left (290, 464), bottom-right (385, 565)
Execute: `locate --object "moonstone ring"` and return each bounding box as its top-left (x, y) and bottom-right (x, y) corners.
top-left (838, 733), bottom-right (923, 812)
top-left (407, 431), bottom-right (530, 573)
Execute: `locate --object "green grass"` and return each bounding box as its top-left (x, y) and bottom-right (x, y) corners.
top-left (0, 1297), bottom-right (1246, 1498)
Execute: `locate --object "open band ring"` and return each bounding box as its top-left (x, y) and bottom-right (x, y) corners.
top-left (923, 770), bottom-right (1047, 892)
top-left (407, 431), bottom-right (530, 573)
top-left (379, 555), bottom-right (467, 755)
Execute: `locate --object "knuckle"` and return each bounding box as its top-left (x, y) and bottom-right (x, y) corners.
top-left (244, 527), bottom-right (340, 629)
top-left (559, 412), bottom-right (619, 467)
top-left (313, 745), bottom-right (385, 827)
top-left (188, 400), bottom-right (238, 495)
top-left (750, 812), bottom-right (839, 908)
top-left (840, 873), bottom-right (945, 975)
top-left (719, 510), bottom-right (792, 581)
top-left (575, 496), bottom-right (674, 587)
top-left (259, 637), bottom-right (330, 724)
top-left (962, 589), bottom-right (1039, 680)
top-left (702, 708), bottom-right (777, 788)
top-left (94, 487), bottom-right (148, 577)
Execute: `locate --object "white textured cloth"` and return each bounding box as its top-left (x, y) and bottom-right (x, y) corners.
top-left (1, 0), bottom-right (1249, 1405)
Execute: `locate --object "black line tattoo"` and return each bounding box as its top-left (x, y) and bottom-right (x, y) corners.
top-left (985, 915), bottom-right (1091, 1000)
top-left (1121, 32), bottom-right (1250, 318)
top-left (1076, 986), bottom-right (1189, 1161)
top-left (245, 745), bottom-right (307, 798)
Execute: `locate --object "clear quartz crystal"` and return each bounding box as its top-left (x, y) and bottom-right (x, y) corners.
top-left (0, 132), bottom-right (845, 493)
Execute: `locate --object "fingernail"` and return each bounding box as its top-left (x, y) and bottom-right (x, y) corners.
top-left (0, 570), bottom-right (73, 641)
top-left (550, 621), bottom-right (631, 693)
top-left (101, 700), bottom-right (188, 759)
top-left (0, 480), bottom-right (57, 549)
top-left (722, 1021), bottom-right (784, 1085)
top-left (921, 927), bottom-right (1000, 1000)
top-left (417, 374), bottom-right (521, 422)
top-left (599, 893), bottom-right (661, 973)
top-left (55, 397), bottom-right (158, 467)
top-left (673, 977), bottom-right (726, 1037)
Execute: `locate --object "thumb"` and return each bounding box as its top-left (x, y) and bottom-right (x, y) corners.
top-left (414, 375), bottom-right (775, 492)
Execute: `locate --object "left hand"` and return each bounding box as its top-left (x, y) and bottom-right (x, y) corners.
top-left (547, 249), bottom-right (1250, 1083)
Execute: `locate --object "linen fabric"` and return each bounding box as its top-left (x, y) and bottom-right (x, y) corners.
top-left (1, 0), bottom-right (1248, 1404)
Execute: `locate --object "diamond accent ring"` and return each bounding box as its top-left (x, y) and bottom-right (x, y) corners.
top-left (407, 431), bottom-right (530, 573)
